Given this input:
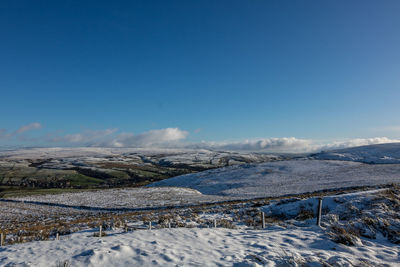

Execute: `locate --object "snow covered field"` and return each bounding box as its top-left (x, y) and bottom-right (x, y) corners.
top-left (149, 159), bottom-right (400, 198)
top-left (2, 187), bottom-right (400, 266)
top-left (2, 187), bottom-right (400, 265)
top-left (1, 221), bottom-right (398, 266)
top-left (6, 187), bottom-right (229, 210)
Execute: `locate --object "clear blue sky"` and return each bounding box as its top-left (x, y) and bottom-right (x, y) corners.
top-left (1, 0), bottom-right (400, 147)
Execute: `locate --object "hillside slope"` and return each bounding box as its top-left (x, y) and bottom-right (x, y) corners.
top-left (149, 159), bottom-right (400, 198)
top-left (0, 147), bottom-right (281, 195)
top-left (311, 143), bottom-right (400, 163)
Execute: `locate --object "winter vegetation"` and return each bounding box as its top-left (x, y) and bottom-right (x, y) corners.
top-left (1, 187), bottom-right (400, 266)
top-left (0, 147), bottom-right (281, 197)
top-left (1, 144), bottom-right (400, 266)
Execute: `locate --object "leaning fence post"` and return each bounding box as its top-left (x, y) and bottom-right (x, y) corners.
top-left (149, 221), bottom-right (152, 230)
top-left (316, 197), bottom-right (323, 226)
top-left (261, 212), bottom-right (265, 229)
top-left (213, 219), bottom-right (217, 228)
top-left (99, 225), bottom-right (102, 237)
top-left (0, 233), bottom-right (4, 246)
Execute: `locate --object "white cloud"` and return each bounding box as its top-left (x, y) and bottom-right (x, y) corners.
top-left (186, 137), bottom-right (400, 153)
top-left (16, 122), bottom-right (42, 134)
top-left (45, 128), bottom-right (188, 147)
top-left (318, 137), bottom-right (400, 151)
top-left (49, 129), bottom-right (117, 145)
top-left (1, 123), bottom-right (400, 153)
top-left (193, 137), bottom-right (313, 153)
top-left (108, 128), bottom-right (189, 147)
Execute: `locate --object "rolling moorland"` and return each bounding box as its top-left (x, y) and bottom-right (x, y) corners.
top-left (0, 147), bottom-right (283, 197)
top-left (1, 143), bottom-right (400, 266)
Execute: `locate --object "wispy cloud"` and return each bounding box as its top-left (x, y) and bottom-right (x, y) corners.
top-left (0, 129), bottom-right (10, 139)
top-left (48, 129), bottom-right (118, 145)
top-left (0, 122), bottom-right (42, 140)
top-left (16, 122), bottom-right (42, 134)
top-left (372, 125), bottom-right (400, 134)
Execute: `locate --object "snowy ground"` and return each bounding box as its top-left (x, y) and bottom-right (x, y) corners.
top-left (1, 226), bottom-right (398, 266)
top-left (2, 188), bottom-right (400, 266)
top-left (2, 145), bottom-right (400, 266)
top-left (312, 143), bottom-right (400, 164)
top-left (8, 158), bottom-right (400, 210)
top-left (0, 147), bottom-right (278, 168)
top-left (6, 187), bottom-right (229, 210)
top-left (149, 159), bottom-right (400, 198)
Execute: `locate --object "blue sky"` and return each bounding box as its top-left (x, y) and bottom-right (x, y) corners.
top-left (1, 1), bottom-right (400, 150)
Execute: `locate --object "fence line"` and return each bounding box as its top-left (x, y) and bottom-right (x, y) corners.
top-left (1, 198), bottom-right (325, 245)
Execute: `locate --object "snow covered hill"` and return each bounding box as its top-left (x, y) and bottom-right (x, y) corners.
top-left (0, 147), bottom-right (282, 193)
top-left (311, 143), bottom-right (400, 164)
top-left (149, 159), bottom-right (400, 198)
top-left (0, 147), bottom-right (279, 167)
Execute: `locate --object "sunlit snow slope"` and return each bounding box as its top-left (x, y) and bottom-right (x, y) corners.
top-left (311, 143), bottom-right (400, 164)
top-left (149, 159), bottom-right (400, 198)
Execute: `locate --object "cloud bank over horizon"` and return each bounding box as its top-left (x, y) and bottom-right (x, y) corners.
top-left (1, 123), bottom-right (400, 153)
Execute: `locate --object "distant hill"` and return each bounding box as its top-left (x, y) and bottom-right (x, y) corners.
top-left (311, 143), bottom-right (400, 164)
top-left (149, 159), bottom-right (400, 198)
top-left (0, 147), bottom-right (283, 195)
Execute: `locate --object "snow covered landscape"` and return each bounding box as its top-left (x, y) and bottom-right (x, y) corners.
top-left (312, 143), bottom-right (400, 164)
top-left (2, 225), bottom-right (398, 266)
top-left (149, 159), bottom-right (400, 198)
top-left (3, 2), bottom-right (400, 265)
top-left (1, 144), bottom-right (400, 266)
top-left (1, 187), bottom-right (400, 266)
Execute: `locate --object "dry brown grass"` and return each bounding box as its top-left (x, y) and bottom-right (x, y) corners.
top-left (329, 225), bottom-right (361, 246)
top-left (295, 207), bottom-right (314, 221)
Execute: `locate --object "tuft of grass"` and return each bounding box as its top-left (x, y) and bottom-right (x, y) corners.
top-left (295, 207), bottom-right (314, 221)
top-left (54, 260), bottom-right (71, 267)
top-left (329, 225), bottom-right (361, 246)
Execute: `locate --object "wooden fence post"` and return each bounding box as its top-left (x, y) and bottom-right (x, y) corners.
top-left (316, 198), bottom-right (323, 226)
top-left (168, 220), bottom-right (171, 229)
top-left (56, 232), bottom-right (59, 241)
top-left (261, 212), bottom-right (265, 229)
top-left (0, 233), bottom-right (4, 246)
top-left (149, 221), bottom-right (152, 230)
top-left (213, 219), bottom-right (217, 228)
top-left (99, 225), bottom-right (102, 237)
